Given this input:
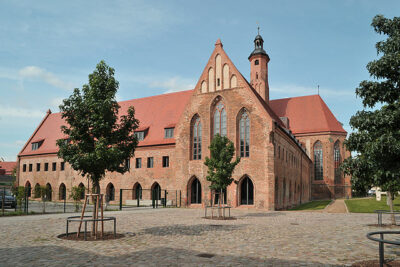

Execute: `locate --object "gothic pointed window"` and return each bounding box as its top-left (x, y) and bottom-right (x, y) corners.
top-left (334, 141), bottom-right (341, 183)
top-left (192, 116), bottom-right (202, 160)
top-left (239, 110), bottom-right (250, 157)
top-left (214, 101), bottom-right (226, 136)
top-left (314, 141), bottom-right (323, 180)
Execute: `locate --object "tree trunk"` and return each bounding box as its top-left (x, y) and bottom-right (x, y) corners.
top-left (387, 191), bottom-right (396, 225)
top-left (92, 179), bottom-right (99, 236)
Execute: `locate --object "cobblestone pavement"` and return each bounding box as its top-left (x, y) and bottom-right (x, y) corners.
top-left (1, 208), bottom-right (399, 266)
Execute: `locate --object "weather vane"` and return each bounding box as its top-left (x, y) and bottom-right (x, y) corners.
top-left (256, 21), bottom-right (260, 34)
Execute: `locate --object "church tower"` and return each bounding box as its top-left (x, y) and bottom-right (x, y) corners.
top-left (248, 29), bottom-right (270, 103)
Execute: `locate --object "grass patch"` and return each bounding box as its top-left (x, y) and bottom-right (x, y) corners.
top-left (289, 200), bottom-right (331, 210)
top-left (0, 210), bottom-right (36, 217)
top-left (345, 196), bottom-right (400, 213)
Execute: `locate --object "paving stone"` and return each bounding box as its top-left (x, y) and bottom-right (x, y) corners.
top-left (0, 208), bottom-right (399, 266)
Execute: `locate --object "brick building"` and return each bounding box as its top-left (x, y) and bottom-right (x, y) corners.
top-left (17, 34), bottom-right (350, 210)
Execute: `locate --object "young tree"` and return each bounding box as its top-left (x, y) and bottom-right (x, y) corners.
top-left (56, 60), bottom-right (139, 233)
top-left (342, 15), bottom-right (400, 224)
top-left (204, 134), bottom-right (240, 213)
top-left (70, 186), bottom-right (85, 212)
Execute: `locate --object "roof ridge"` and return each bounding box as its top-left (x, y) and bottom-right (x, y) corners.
top-left (118, 89), bottom-right (194, 104)
top-left (270, 94), bottom-right (319, 101)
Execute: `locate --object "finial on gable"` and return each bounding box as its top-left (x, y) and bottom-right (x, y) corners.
top-left (215, 38), bottom-right (223, 47)
top-left (47, 109), bottom-right (52, 114)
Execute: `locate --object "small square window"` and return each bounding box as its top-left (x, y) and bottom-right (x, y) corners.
top-left (29, 164), bottom-right (32, 172)
top-left (44, 163), bottom-right (49, 171)
top-left (61, 162), bottom-right (65, 171)
top-left (147, 157), bottom-right (154, 168)
top-left (164, 128), bottom-right (174, 139)
top-left (162, 156), bottom-right (169, 168)
top-left (135, 158), bottom-right (142, 168)
top-left (52, 162), bottom-right (56, 171)
top-left (254, 59), bottom-right (259, 65)
top-left (36, 163), bottom-right (40, 172)
top-left (23, 164), bottom-right (26, 172)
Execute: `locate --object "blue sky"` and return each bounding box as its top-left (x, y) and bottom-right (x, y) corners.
top-left (0, 0), bottom-right (398, 161)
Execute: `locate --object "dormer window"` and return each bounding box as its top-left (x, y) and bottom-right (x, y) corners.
top-left (135, 131), bottom-right (145, 141)
top-left (164, 128), bottom-right (174, 139)
top-left (31, 140), bottom-right (44, 151)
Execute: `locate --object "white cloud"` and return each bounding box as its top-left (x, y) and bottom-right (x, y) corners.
top-left (0, 105), bottom-right (45, 119)
top-left (19, 66), bottom-right (74, 91)
top-left (270, 84), bottom-right (353, 98)
top-left (148, 76), bottom-right (196, 94)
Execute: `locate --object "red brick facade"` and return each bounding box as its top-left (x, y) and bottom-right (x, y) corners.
top-left (17, 35), bottom-right (349, 209)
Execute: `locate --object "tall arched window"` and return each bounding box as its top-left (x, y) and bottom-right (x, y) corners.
top-left (334, 141), bottom-right (341, 183)
top-left (152, 182), bottom-right (161, 200)
top-left (192, 116), bottom-right (202, 160)
top-left (214, 101), bottom-right (226, 136)
top-left (239, 110), bottom-right (250, 157)
top-left (314, 141), bottom-right (323, 180)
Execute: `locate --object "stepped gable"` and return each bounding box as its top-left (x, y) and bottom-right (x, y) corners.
top-left (18, 90), bottom-right (194, 156)
top-left (270, 94), bottom-right (346, 135)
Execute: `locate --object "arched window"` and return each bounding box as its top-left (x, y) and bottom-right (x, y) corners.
top-left (133, 183), bottom-right (142, 200)
top-left (25, 181), bottom-right (31, 197)
top-left (59, 183), bottom-right (66, 200)
top-left (314, 141), bottom-right (323, 180)
top-left (152, 182), bottom-right (161, 200)
top-left (78, 183), bottom-right (85, 200)
top-left (240, 176), bottom-right (254, 205)
top-left (192, 116), bottom-right (202, 160)
top-left (239, 110), bottom-right (250, 157)
top-left (190, 178), bottom-right (202, 204)
top-left (45, 183), bottom-right (52, 201)
top-left (334, 141), bottom-right (341, 183)
top-left (214, 101), bottom-right (226, 136)
top-left (106, 183), bottom-right (115, 201)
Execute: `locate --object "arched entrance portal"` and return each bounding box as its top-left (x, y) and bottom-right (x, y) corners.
top-left (152, 182), bottom-right (161, 200)
top-left (45, 183), bottom-right (52, 201)
top-left (106, 183), bottom-right (115, 201)
top-left (78, 183), bottom-right (85, 199)
top-left (240, 176), bottom-right (254, 205)
top-left (59, 183), bottom-right (66, 200)
top-left (133, 183), bottom-right (142, 200)
top-left (25, 181), bottom-right (31, 197)
top-left (189, 178), bottom-right (202, 204)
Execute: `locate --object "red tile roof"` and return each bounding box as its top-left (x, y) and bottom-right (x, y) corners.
top-left (18, 90), bottom-right (194, 156)
top-left (269, 94), bottom-right (346, 135)
top-left (0, 162), bottom-right (16, 175)
top-left (18, 90), bottom-right (345, 157)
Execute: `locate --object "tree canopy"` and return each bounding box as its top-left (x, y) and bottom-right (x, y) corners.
top-left (204, 134), bottom-right (240, 191)
top-left (342, 15), bottom-right (400, 214)
top-left (56, 61), bottom-right (139, 189)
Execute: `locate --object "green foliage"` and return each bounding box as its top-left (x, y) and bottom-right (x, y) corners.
top-left (34, 185), bottom-right (41, 198)
top-left (40, 186), bottom-right (49, 201)
top-left (342, 15), bottom-right (400, 198)
top-left (56, 60), bottom-right (139, 187)
top-left (204, 134), bottom-right (240, 191)
top-left (70, 186), bottom-right (85, 212)
top-left (15, 186), bottom-right (25, 210)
